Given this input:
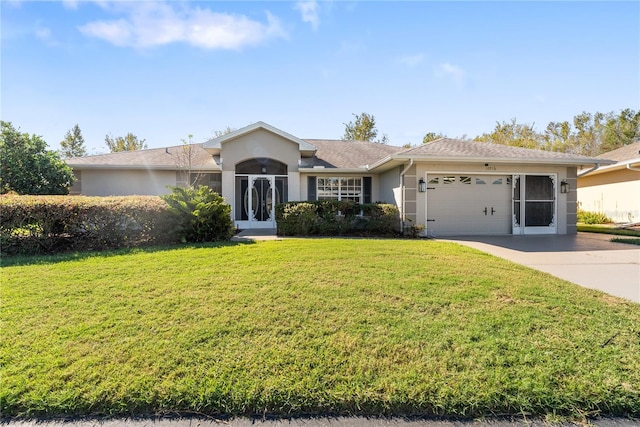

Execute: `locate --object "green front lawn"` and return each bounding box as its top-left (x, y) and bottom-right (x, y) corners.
top-left (578, 224), bottom-right (640, 237)
top-left (2, 239), bottom-right (639, 420)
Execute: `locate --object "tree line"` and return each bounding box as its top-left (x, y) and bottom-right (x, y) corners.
top-left (345, 109), bottom-right (640, 156)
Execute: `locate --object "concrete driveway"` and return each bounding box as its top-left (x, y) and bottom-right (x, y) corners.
top-left (441, 233), bottom-right (640, 303)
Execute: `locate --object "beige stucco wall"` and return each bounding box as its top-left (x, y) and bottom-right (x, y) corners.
top-left (411, 162), bottom-right (576, 235)
top-left (221, 129), bottom-right (302, 220)
top-left (76, 169), bottom-right (177, 196)
top-left (578, 168), bottom-right (640, 223)
top-left (378, 167), bottom-right (401, 205)
top-left (221, 129), bottom-right (301, 173)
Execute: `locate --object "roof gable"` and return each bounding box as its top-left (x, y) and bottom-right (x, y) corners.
top-left (203, 121), bottom-right (317, 155)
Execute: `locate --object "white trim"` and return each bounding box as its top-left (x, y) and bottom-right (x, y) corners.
top-left (203, 121), bottom-right (317, 154)
top-left (512, 173), bottom-right (558, 235)
top-left (369, 154), bottom-right (612, 171)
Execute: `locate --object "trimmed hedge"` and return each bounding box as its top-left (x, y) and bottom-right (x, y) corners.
top-left (0, 195), bottom-right (178, 255)
top-left (275, 200), bottom-right (400, 236)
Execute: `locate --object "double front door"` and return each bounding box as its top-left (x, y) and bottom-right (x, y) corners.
top-left (235, 175), bottom-right (287, 229)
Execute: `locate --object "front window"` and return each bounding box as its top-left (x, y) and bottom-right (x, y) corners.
top-left (317, 177), bottom-right (362, 203)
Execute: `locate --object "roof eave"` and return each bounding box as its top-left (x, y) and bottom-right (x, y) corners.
top-left (370, 154), bottom-right (615, 169)
top-left (68, 164), bottom-right (222, 171)
top-left (298, 167), bottom-right (369, 174)
top-left (578, 158), bottom-right (640, 176)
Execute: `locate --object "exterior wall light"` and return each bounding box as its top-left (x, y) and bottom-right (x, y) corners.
top-left (560, 179), bottom-right (570, 193)
top-left (418, 178), bottom-right (427, 193)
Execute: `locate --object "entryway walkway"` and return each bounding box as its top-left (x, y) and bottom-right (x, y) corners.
top-left (441, 233), bottom-right (640, 303)
top-left (232, 228), bottom-right (279, 242)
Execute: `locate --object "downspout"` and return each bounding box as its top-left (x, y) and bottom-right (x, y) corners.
top-left (627, 162), bottom-right (640, 172)
top-left (577, 163), bottom-right (600, 178)
top-left (399, 159), bottom-right (414, 233)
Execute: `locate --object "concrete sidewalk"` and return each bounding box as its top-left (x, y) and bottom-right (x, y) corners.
top-left (442, 233), bottom-right (640, 303)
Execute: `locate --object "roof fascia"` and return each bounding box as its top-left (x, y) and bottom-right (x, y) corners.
top-left (298, 167), bottom-right (370, 174)
top-left (368, 154), bottom-right (616, 170)
top-left (69, 164), bottom-right (222, 171)
top-left (578, 158), bottom-right (640, 177)
top-left (203, 121), bottom-right (317, 153)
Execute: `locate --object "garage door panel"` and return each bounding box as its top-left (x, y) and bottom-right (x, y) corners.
top-left (426, 174), bottom-right (511, 236)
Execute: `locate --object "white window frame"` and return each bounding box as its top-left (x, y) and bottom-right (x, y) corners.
top-left (316, 177), bottom-right (363, 203)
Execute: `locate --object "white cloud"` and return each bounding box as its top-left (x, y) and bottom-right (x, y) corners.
top-left (398, 53), bottom-right (425, 67)
top-left (294, 0), bottom-right (319, 30)
top-left (436, 62), bottom-right (466, 86)
top-left (78, 2), bottom-right (287, 50)
top-left (62, 0), bottom-right (79, 10)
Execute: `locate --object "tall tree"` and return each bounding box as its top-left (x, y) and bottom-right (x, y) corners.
top-left (423, 132), bottom-right (444, 144)
top-left (59, 124), bottom-right (87, 158)
top-left (569, 111), bottom-right (605, 156)
top-left (1, 121), bottom-right (74, 195)
top-left (601, 108), bottom-right (640, 153)
top-left (105, 133), bottom-right (147, 152)
top-left (474, 118), bottom-right (543, 149)
top-left (343, 112), bottom-right (379, 142)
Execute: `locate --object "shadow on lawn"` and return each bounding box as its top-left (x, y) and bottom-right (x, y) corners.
top-left (0, 240), bottom-right (256, 268)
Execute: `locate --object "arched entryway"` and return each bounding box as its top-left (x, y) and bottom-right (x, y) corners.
top-left (234, 158), bottom-right (288, 229)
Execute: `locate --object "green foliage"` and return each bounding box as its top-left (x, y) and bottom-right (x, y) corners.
top-left (104, 132), bottom-right (147, 152)
top-left (0, 121), bottom-right (74, 195)
top-left (473, 109), bottom-right (640, 156)
top-left (423, 132), bottom-right (444, 143)
top-left (343, 112), bottom-right (383, 143)
top-left (162, 186), bottom-right (233, 242)
top-left (577, 209), bottom-right (612, 225)
top-left (475, 118), bottom-right (541, 149)
top-left (275, 200), bottom-right (400, 236)
top-left (2, 239), bottom-right (640, 418)
top-left (0, 195), bottom-right (177, 255)
top-left (59, 124), bottom-right (87, 158)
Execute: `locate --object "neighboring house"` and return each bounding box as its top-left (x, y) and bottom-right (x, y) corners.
top-left (577, 141), bottom-right (640, 223)
top-left (67, 121), bottom-right (613, 236)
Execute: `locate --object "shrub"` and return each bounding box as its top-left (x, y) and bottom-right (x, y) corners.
top-left (577, 209), bottom-right (612, 225)
top-left (0, 195), bottom-right (177, 255)
top-left (274, 202), bottom-right (317, 235)
top-left (275, 201), bottom-right (400, 237)
top-left (161, 186), bottom-right (233, 242)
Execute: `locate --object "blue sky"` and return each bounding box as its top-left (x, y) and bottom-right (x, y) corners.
top-left (2, 1), bottom-right (638, 154)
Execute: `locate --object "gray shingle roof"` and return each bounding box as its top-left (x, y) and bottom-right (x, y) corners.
top-left (67, 136), bottom-right (611, 171)
top-left (397, 138), bottom-right (610, 163)
top-left (596, 141), bottom-right (640, 162)
top-left (67, 144), bottom-right (219, 169)
top-left (300, 139), bottom-right (405, 168)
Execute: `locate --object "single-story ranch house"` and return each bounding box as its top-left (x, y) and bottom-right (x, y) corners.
top-left (67, 121), bottom-right (614, 236)
top-left (577, 141), bottom-right (640, 224)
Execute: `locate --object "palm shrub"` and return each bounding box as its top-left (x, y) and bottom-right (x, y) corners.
top-left (162, 186), bottom-right (233, 242)
top-left (577, 209), bottom-right (612, 224)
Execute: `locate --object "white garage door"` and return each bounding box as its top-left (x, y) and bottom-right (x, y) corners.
top-left (426, 174), bottom-right (512, 236)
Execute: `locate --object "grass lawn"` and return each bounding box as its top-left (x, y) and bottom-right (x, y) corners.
top-left (2, 239), bottom-right (639, 420)
top-left (577, 225), bottom-right (640, 246)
